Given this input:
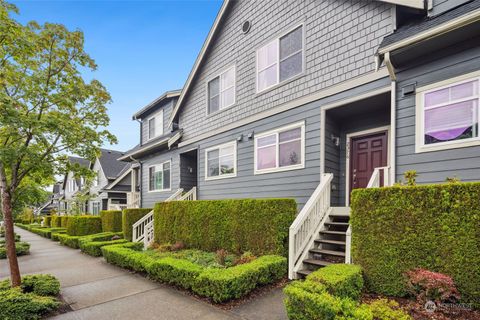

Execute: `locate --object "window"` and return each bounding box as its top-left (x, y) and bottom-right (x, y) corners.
top-left (205, 141), bottom-right (237, 180)
top-left (147, 109), bottom-right (164, 140)
top-left (149, 161), bottom-right (171, 191)
top-left (256, 25), bottom-right (303, 92)
top-left (93, 171), bottom-right (99, 187)
top-left (416, 74), bottom-right (480, 152)
top-left (255, 122), bottom-right (305, 174)
top-left (208, 66), bottom-right (235, 114)
top-left (92, 201), bottom-right (101, 215)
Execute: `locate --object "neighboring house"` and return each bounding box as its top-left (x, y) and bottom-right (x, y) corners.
top-left (87, 148), bottom-right (139, 214)
top-left (60, 156), bottom-right (91, 214)
top-left (34, 182), bottom-right (63, 216)
top-left (121, 0), bottom-right (480, 276)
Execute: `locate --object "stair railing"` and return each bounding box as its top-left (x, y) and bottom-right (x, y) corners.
top-left (366, 166), bottom-right (390, 188)
top-left (179, 187), bottom-right (197, 201)
top-left (165, 188), bottom-right (184, 201)
top-left (289, 173), bottom-right (333, 279)
top-left (132, 210), bottom-right (154, 244)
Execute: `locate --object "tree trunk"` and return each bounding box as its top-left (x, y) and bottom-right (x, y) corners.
top-left (1, 189), bottom-right (21, 287)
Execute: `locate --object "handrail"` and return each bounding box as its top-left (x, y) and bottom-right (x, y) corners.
top-left (179, 187), bottom-right (197, 201)
top-left (132, 210), bottom-right (154, 243)
top-left (366, 166), bottom-right (390, 188)
top-left (289, 173), bottom-right (333, 279)
top-left (345, 225), bottom-right (352, 264)
top-left (165, 188), bottom-right (184, 202)
top-left (127, 192), bottom-right (141, 208)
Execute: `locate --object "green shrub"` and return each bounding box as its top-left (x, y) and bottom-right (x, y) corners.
top-left (306, 264), bottom-right (363, 300)
top-left (100, 210), bottom-right (123, 232)
top-left (148, 257), bottom-right (204, 290)
top-left (351, 182), bottom-right (480, 307)
top-left (101, 243), bottom-right (153, 272)
top-left (21, 275), bottom-right (60, 296)
top-left (0, 241), bottom-right (30, 259)
top-left (57, 233), bottom-right (81, 249)
top-left (51, 215), bottom-right (62, 228)
top-left (60, 216), bottom-right (70, 228)
top-left (51, 231), bottom-right (67, 241)
top-left (78, 233), bottom-right (127, 257)
top-left (43, 216), bottom-right (52, 227)
top-left (154, 199), bottom-right (296, 256)
top-left (122, 208), bottom-right (152, 241)
top-left (192, 255), bottom-right (287, 302)
top-left (0, 288), bottom-right (59, 320)
top-left (66, 215), bottom-right (102, 236)
top-left (367, 299), bottom-right (412, 320)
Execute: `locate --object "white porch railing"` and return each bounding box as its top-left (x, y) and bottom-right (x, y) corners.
top-left (165, 188), bottom-right (184, 201)
top-left (132, 210), bottom-right (154, 244)
top-left (366, 166), bottom-right (391, 188)
top-left (179, 187), bottom-right (197, 201)
top-left (345, 225), bottom-right (352, 264)
top-left (288, 173), bottom-right (333, 279)
top-left (108, 204), bottom-right (128, 211)
top-left (127, 192), bottom-right (140, 208)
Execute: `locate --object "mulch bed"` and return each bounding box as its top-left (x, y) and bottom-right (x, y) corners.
top-left (362, 293), bottom-right (480, 320)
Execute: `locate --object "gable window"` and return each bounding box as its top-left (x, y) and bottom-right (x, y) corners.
top-left (205, 141), bottom-right (236, 180)
top-left (149, 161), bottom-right (171, 191)
top-left (147, 109), bottom-right (164, 140)
top-left (256, 25), bottom-right (303, 92)
top-left (208, 66), bottom-right (235, 114)
top-left (416, 74), bottom-right (480, 152)
top-left (255, 122), bottom-right (305, 174)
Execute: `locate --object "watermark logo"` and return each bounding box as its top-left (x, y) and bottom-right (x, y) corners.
top-left (424, 300), bottom-right (437, 313)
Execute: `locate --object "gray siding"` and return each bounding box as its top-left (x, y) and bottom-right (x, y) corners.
top-left (140, 99), bottom-right (174, 145)
top-left (395, 43), bottom-right (480, 183)
top-left (430, 0), bottom-right (470, 16)
top-left (179, 0), bottom-right (394, 141)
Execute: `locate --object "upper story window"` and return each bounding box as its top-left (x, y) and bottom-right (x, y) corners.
top-left (254, 122), bottom-right (305, 174)
top-left (147, 109), bottom-right (164, 140)
top-left (256, 25), bottom-right (303, 93)
top-left (416, 72), bottom-right (480, 153)
top-left (68, 179), bottom-right (77, 192)
top-left (208, 66), bottom-right (235, 114)
top-left (205, 141), bottom-right (237, 180)
top-left (92, 170), bottom-right (99, 187)
top-left (149, 161), bottom-right (171, 192)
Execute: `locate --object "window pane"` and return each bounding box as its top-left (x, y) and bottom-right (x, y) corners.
top-left (258, 64), bottom-right (277, 91)
top-left (209, 95), bottom-right (219, 113)
top-left (257, 145), bottom-right (276, 170)
top-left (163, 162), bottom-right (170, 171)
top-left (156, 111), bottom-right (163, 136)
top-left (219, 145), bottom-right (234, 157)
top-left (222, 67), bottom-right (235, 89)
top-left (279, 127), bottom-right (301, 142)
top-left (221, 87), bottom-right (235, 108)
top-left (424, 100), bottom-right (476, 144)
top-left (280, 51), bottom-right (302, 82)
top-left (280, 26), bottom-right (302, 59)
top-left (279, 140), bottom-right (302, 167)
top-left (155, 171), bottom-right (163, 190)
top-left (425, 88), bottom-right (449, 107)
top-left (149, 167), bottom-right (155, 190)
top-left (163, 168), bottom-right (170, 189)
top-left (209, 77), bottom-right (219, 96)
top-left (451, 80), bottom-right (477, 100)
top-left (207, 158), bottom-right (219, 177)
top-left (257, 40), bottom-right (278, 70)
top-left (148, 118), bottom-right (155, 138)
top-left (258, 134), bottom-right (277, 147)
top-left (207, 149), bottom-right (219, 161)
top-left (220, 155), bottom-right (234, 175)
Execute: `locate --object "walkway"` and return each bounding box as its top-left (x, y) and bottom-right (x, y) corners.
top-left (0, 228), bottom-right (287, 320)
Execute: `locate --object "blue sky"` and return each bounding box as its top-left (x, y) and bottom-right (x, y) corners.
top-left (12, 0), bottom-right (222, 151)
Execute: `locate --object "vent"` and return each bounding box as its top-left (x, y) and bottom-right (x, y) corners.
top-left (242, 20), bottom-right (251, 34)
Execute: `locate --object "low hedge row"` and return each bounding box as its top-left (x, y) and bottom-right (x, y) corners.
top-left (78, 232), bottom-right (125, 256)
top-left (101, 244), bottom-right (287, 302)
top-left (0, 241), bottom-right (30, 259)
top-left (57, 231), bottom-right (124, 250)
top-left (0, 274), bottom-right (60, 320)
top-left (284, 264), bottom-right (411, 320)
top-left (100, 210), bottom-right (123, 232)
top-left (57, 233), bottom-right (82, 249)
top-left (122, 208), bottom-right (152, 241)
top-left (66, 216), bottom-right (102, 236)
top-left (350, 182), bottom-right (480, 307)
top-left (154, 199), bottom-right (296, 256)
top-left (51, 231), bottom-right (67, 241)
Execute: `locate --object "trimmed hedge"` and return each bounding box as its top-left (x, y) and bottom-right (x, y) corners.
top-left (43, 216), bottom-right (52, 227)
top-left (78, 232), bottom-right (125, 256)
top-left (60, 216), bottom-right (70, 228)
top-left (51, 231), bottom-right (67, 241)
top-left (66, 215), bottom-right (102, 236)
top-left (51, 215), bottom-right (62, 228)
top-left (0, 274), bottom-right (60, 297)
top-left (58, 231), bottom-right (124, 250)
top-left (57, 234), bottom-right (81, 249)
top-left (100, 210), bottom-right (123, 232)
top-left (0, 241), bottom-right (30, 259)
top-left (101, 245), bottom-right (287, 302)
top-left (154, 199), bottom-right (296, 256)
top-left (350, 183), bottom-right (480, 307)
top-left (122, 208), bottom-right (152, 241)
top-left (306, 264), bottom-right (363, 300)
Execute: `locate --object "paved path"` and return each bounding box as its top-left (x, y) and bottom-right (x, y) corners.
top-left (1, 228), bottom-right (288, 320)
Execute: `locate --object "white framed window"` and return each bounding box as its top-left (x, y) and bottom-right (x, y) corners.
top-left (205, 141), bottom-right (237, 180)
top-left (92, 201), bottom-right (101, 215)
top-left (256, 25), bottom-right (304, 93)
top-left (93, 171), bottom-right (99, 187)
top-left (148, 161), bottom-right (171, 192)
top-left (207, 65), bottom-right (236, 114)
top-left (416, 72), bottom-right (480, 153)
top-left (254, 122), bottom-right (305, 174)
top-left (147, 109), bottom-right (164, 140)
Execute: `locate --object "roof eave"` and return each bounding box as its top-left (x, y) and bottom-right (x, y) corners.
top-left (132, 90), bottom-right (182, 120)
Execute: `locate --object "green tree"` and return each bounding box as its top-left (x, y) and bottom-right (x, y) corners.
top-left (0, 1), bottom-right (115, 286)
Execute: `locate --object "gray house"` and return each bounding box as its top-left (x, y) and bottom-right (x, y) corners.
top-left (59, 156), bottom-right (91, 214)
top-left (121, 0), bottom-right (480, 277)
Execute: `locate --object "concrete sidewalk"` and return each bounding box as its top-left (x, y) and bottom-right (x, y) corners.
top-left (0, 227), bottom-right (288, 320)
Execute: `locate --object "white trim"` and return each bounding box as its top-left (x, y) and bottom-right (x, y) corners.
top-left (345, 126), bottom-right (391, 205)
top-left (415, 71), bottom-right (480, 153)
top-left (254, 121), bottom-right (305, 175)
top-left (378, 9), bottom-right (480, 55)
top-left (146, 109), bottom-right (164, 141)
top-left (390, 81), bottom-right (396, 184)
top-left (255, 23), bottom-right (305, 94)
top-left (104, 167), bottom-right (132, 190)
top-left (206, 65), bottom-right (236, 116)
top-left (376, 0), bottom-right (424, 9)
top-left (179, 70), bottom-right (390, 148)
top-left (148, 160), bottom-right (172, 192)
top-left (133, 90), bottom-right (181, 120)
top-left (204, 141), bottom-right (237, 181)
top-left (118, 136), bottom-right (170, 161)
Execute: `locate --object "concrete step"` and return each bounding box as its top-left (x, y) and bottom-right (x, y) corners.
top-left (309, 248), bottom-right (346, 257)
top-left (303, 259), bottom-right (333, 267)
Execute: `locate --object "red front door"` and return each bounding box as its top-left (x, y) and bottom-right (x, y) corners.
top-left (349, 131), bottom-right (388, 192)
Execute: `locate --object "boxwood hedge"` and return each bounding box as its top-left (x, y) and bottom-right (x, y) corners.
top-left (43, 216), bottom-right (52, 227)
top-left (153, 199), bottom-right (296, 256)
top-left (78, 232), bottom-right (125, 256)
top-left (51, 215), bottom-right (62, 228)
top-left (100, 210), bottom-right (123, 232)
top-left (350, 182), bottom-right (480, 308)
top-left (60, 216), bottom-right (70, 228)
top-left (66, 216), bottom-right (102, 236)
top-left (0, 241), bottom-right (30, 259)
top-left (122, 208), bottom-right (152, 241)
